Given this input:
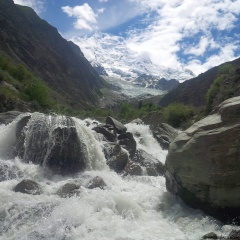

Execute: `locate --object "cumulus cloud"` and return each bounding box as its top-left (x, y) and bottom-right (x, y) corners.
top-left (126, 0), bottom-right (240, 74)
top-left (13, 0), bottom-right (45, 14)
top-left (62, 3), bottom-right (97, 31)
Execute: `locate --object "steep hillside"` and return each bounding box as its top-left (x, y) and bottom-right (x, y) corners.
top-left (159, 57), bottom-right (240, 108)
top-left (0, 0), bottom-right (103, 109)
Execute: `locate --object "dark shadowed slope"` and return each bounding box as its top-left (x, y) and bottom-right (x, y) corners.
top-left (0, 0), bottom-right (103, 108)
top-left (159, 57), bottom-right (240, 108)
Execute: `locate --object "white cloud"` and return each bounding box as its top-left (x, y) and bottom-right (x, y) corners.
top-left (184, 37), bottom-right (209, 56)
top-left (187, 43), bottom-right (238, 74)
top-left (62, 3), bottom-right (97, 31)
top-left (99, 0), bottom-right (108, 2)
top-left (13, 0), bottom-right (45, 14)
top-left (126, 0), bottom-right (240, 74)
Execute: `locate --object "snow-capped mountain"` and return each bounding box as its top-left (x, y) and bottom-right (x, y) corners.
top-left (72, 32), bottom-right (195, 83)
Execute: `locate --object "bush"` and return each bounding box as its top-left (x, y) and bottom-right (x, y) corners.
top-left (218, 63), bottom-right (234, 75)
top-left (163, 103), bottom-right (194, 128)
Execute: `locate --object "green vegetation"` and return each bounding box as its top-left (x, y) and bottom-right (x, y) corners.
top-left (0, 53), bottom-right (52, 112)
top-left (163, 103), bottom-right (195, 128)
top-left (218, 63), bottom-right (234, 75)
top-left (205, 63), bottom-right (237, 114)
top-left (205, 75), bottom-right (224, 113)
top-left (118, 102), bottom-right (161, 122)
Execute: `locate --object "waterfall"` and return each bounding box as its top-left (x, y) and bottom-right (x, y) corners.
top-left (0, 113), bottom-right (237, 240)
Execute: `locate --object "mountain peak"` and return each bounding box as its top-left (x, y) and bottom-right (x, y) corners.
top-left (72, 32), bottom-right (195, 83)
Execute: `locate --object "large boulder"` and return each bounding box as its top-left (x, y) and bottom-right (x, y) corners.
top-left (103, 142), bottom-right (129, 173)
top-left (151, 123), bottom-right (178, 150)
top-left (93, 124), bottom-right (117, 142)
top-left (106, 116), bottom-right (127, 134)
top-left (132, 149), bottom-right (165, 176)
top-left (165, 96), bottom-right (240, 223)
top-left (118, 132), bottom-right (137, 157)
top-left (46, 126), bottom-right (87, 175)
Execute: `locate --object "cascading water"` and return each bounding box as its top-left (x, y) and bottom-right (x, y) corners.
top-left (0, 113), bottom-right (238, 240)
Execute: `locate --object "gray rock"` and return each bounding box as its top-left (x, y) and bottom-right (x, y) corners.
top-left (103, 142), bottom-right (129, 173)
top-left (56, 183), bottom-right (81, 198)
top-left (0, 111), bottom-right (22, 125)
top-left (106, 116), bottom-right (127, 134)
top-left (13, 179), bottom-right (42, 195)
top-left (118, 132), bottom-right (137, 157)
top-left (165, 96), bottom-right (240, 223)
top-left (130, 118), bottom-right (144, 125)
top-left (152, 123), bottom-right (178, 150)
top-left (93, 125), bottom-right (116, 142)
top-left (46, 126), bottom-right (87, 175)
top-left (132, 149), bottom-right (165, 176)
top-left (87, 176), bottom-right (107, 189)
top-left (202, 232), bottom-right (218, 239)
top-left (124, 162), bottom-right (143, 176)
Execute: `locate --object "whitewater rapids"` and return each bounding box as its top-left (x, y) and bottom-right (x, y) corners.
top-left (0, 113), bottom-right (237, 240)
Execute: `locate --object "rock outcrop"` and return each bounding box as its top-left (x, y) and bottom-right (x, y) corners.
top-left (151, 123), bottom-right (178, 150)
top-left (13, 179), bottom-right (42, 195)
top-left (165, 96), bottom-right (240, 223)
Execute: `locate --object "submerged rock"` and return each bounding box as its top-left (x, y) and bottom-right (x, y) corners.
top-left (13, 179), bottom-right (42, 195)
top-left (165, 96), bottom-right (240, 223)
top-left (202, 232), bottom-right (218, 239)
top-left (56, 183), bottom-right (81, 198)
top-left (123, 162), bottom-right (143, 176)
top-left (86, 176), bottom-right (107, 189)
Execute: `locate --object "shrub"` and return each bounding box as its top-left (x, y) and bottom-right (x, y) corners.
top-left (163, 103), bottom-right (194, 128)
top-left (218, 63), bottom-right (234, 75)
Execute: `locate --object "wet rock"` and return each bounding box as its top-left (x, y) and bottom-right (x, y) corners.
top-left (165, 96), bottom-right (240, 223)
top-left (227, 230), bottom-right (240, 239)
top-left (56, 183), bottom-right (81, 198)
top-left (118, 132), bottom-right (136, 157)
top-left (15, 115), bottom-right (32, 158)
top-left (86, 176), bottom-right (107, 189)
top-left (152, 123), bottom-right (178, 150)
top-left (130, 118), bottom-right (144, 125)
top-left (0, 111), bottom-right (22, 125)
top-left (46, 126), bottom-right (87, 175)
top-left (202, 232), bottom-right (218, 239)
top-left (132, 149), bottom-right (165, 176)
top-left (13, 179), bottom-right (42, 195)
top-left (124, 162), bottom-right (143, 176)
top-left (93, 125), bottom-right (116, 142)
top-left (103, 142), bottom-right (129, 173)
top-left (106, 116), bottom-right (127, 134)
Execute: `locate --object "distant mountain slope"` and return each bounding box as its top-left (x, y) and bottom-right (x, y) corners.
top-left (159, 57), bottom-right (240, 108)
top-left (72, 33), bottom-right (195, 84)
top-left (0, 0), bottom-right (103, 108)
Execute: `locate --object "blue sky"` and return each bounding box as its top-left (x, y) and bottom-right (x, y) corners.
top-left (13, 0), bottom-right (240, 75)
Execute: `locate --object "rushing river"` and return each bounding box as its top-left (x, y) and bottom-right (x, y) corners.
top-left (0, 113), bottom-right (237, 240)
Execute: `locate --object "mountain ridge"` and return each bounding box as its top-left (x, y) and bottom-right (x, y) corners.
top-left (0, 0), bottom-right (103, 109)
top-left (72, 32), bottom-right (195, 86)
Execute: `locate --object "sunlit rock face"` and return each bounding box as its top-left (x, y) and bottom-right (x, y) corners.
top-left (165, 96), bottom-right (240, 223)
